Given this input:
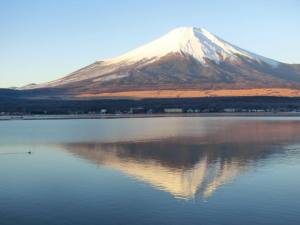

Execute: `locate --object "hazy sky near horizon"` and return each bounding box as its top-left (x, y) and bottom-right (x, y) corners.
top-left (1, 0), bottom-right (300, 88)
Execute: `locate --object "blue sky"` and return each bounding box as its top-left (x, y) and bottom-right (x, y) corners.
top-left (1, 0), bottom-right (300, 88)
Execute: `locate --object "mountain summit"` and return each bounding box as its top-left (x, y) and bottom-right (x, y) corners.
top-left (107, 27), bottom-right (278, 66)
top-left (20, 27), bottom-right (300, 98)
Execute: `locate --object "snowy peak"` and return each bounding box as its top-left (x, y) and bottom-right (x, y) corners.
top-left (106, 27), bottom-right (278, 66)
top-left (19, 26), bottom-right (295, 93)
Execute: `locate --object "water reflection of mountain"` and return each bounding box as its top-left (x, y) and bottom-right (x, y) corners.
top-left (60, 120), bottom-right (300, 199)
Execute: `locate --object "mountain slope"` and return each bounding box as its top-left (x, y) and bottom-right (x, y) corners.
top-left (19, 27), bottom-right (300, 98)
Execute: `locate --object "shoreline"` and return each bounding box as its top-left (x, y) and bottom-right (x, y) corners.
top-left (1, 112), bottom-right (300, 121)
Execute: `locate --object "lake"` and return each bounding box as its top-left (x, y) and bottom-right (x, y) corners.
top-left (1, 117), bottom-right (300, 225)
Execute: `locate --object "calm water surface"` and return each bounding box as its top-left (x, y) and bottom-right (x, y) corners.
top-left (1, 117), bottom-right (300, 225)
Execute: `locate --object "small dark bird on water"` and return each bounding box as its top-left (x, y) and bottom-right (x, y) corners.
top-left (28, 151), bottom-right (31, 154)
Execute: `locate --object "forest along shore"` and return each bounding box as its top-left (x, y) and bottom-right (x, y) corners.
top-left (1, 112), bottom-right (300, 121)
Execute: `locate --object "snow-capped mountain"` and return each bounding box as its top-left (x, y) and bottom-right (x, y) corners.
top-left (19, 27), bottom-right (300, 98)
top-left (107, 27), bottom-right (278, 66)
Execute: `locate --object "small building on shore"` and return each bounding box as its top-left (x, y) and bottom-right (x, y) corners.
top-left (164, 108), bottom-right (183, 113)
top-left (224, 108), bottom-right (236, 113)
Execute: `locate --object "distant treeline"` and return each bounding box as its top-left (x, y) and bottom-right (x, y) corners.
top-left (1, 89), bottom-right (300, 114)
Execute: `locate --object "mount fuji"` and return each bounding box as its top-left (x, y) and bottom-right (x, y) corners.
top-left (19, 27), bottom-right (300, 98)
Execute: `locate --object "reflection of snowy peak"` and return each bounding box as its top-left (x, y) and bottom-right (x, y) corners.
top-left (63, 142), bottom-right (246, 199)
top-left (107, 27), bottom-right (278, 66)
top-left (60, 120), bottom-right (300, 199)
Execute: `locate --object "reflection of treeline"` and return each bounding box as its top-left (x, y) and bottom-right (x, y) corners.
top-left (1, 90), bottom-right (300, 114)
